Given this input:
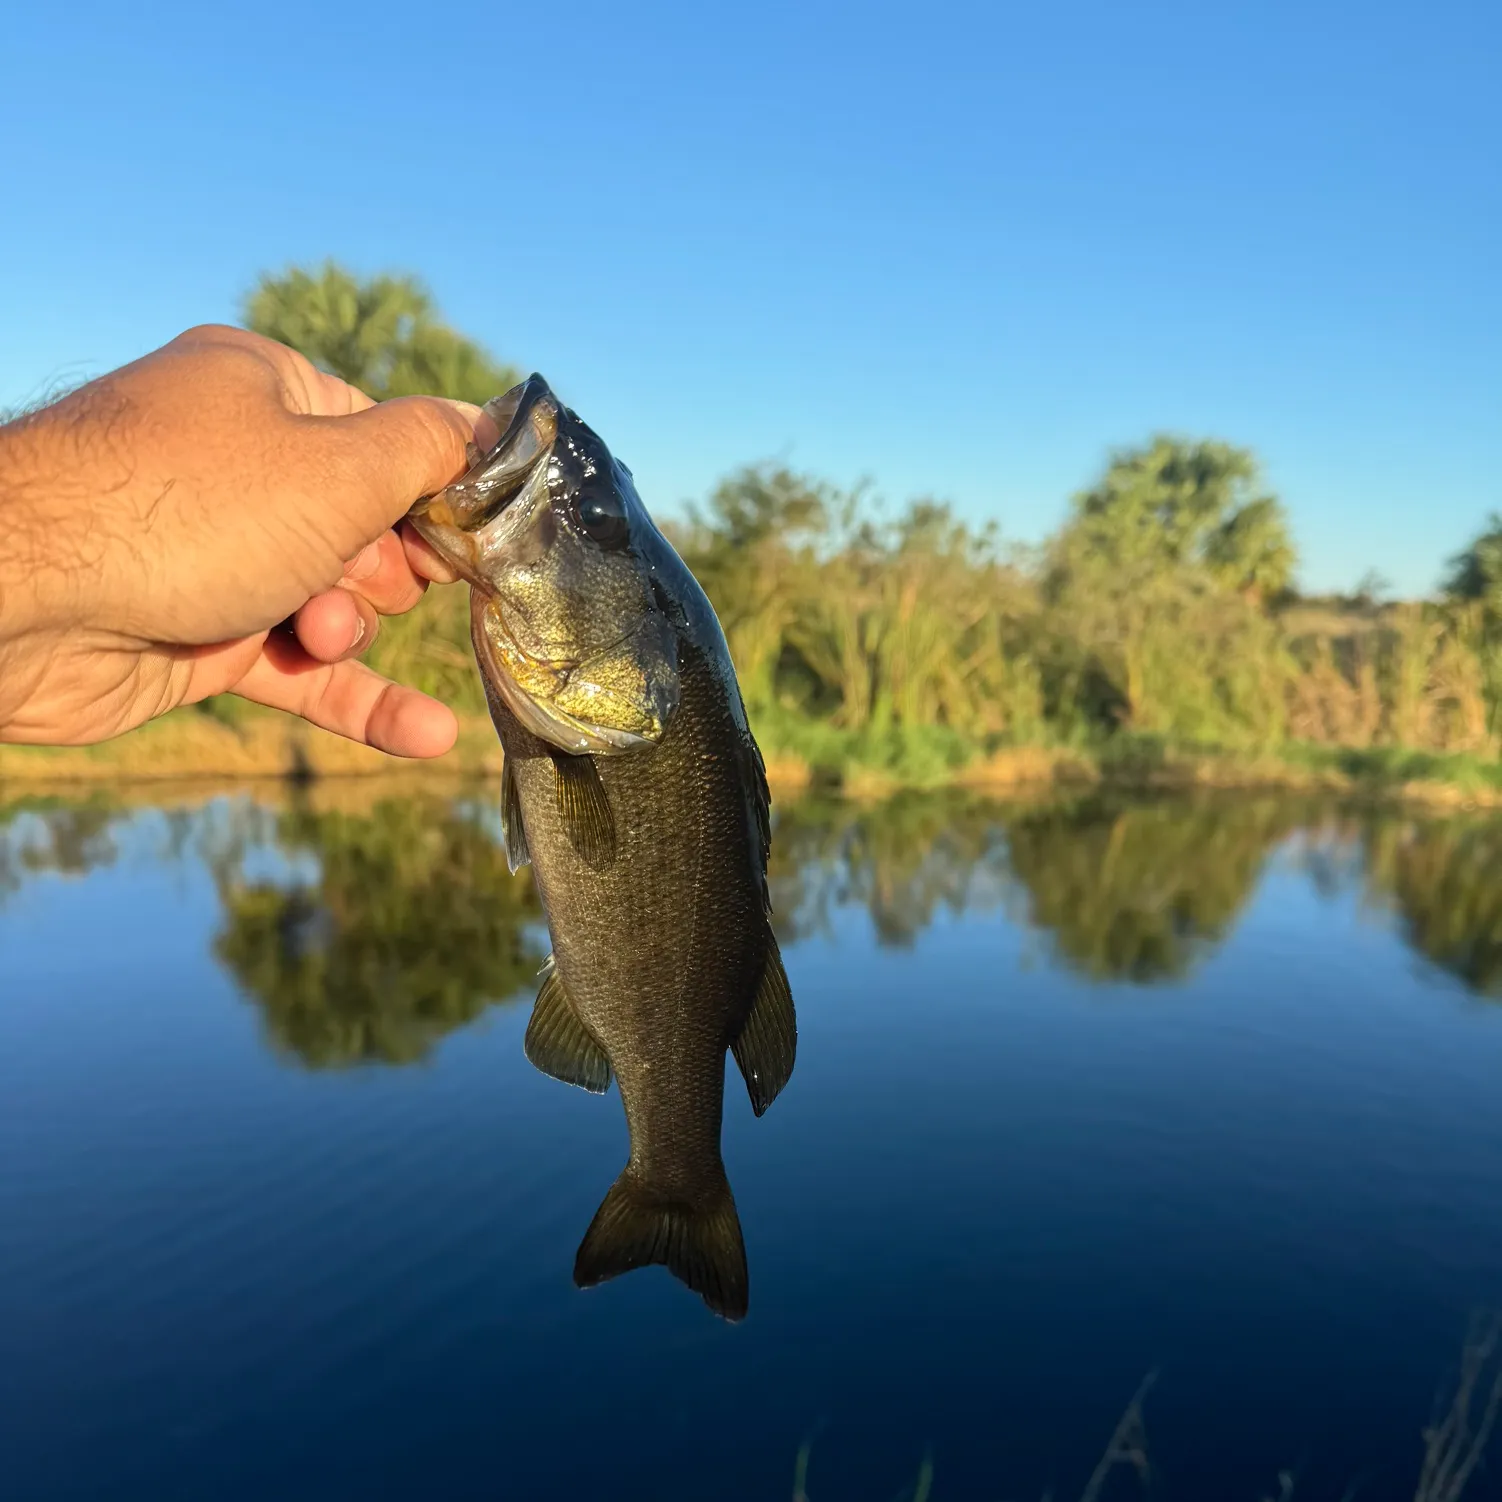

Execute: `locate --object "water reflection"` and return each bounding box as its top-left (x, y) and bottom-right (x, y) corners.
top-left (7, 785), bottom-right (1502, 1035)
top-left (768, 791), bottom-right (1013, 946)
top-left (10, 783), bottom-right (1502, 1499)
top-left (1001, 795), bottom-right (1311, 982)
top-left (1364, 814), bottom-right (1502, 996)
top-left (767, 792), bottom-right (1311, 982)
top-left (0, 794), bottom-right (119, 898)
top-left (210, 794), bottom-right (545, 1066)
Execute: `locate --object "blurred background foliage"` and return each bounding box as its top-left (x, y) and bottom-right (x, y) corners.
top-left (243, 262), bottom-right (519, 405)
top-left (9, 262), bottom-right (1502, 789)
top-left (225, 263), bottom-right (1502, 787)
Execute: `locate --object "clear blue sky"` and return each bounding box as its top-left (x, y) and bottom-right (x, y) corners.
top-left (2, 0), bottom-right (1496, 594)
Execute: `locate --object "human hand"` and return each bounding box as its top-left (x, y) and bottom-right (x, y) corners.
top-left (0, 325), bottom-right (485, 756)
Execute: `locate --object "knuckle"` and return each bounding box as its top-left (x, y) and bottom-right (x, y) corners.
top-left (170, 323), bottom-right (256, 350)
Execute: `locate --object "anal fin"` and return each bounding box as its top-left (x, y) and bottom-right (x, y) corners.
top-left (524, 959), bottom-right (612, 1093)
top-left (732, 939), bottom-right (797, 1117)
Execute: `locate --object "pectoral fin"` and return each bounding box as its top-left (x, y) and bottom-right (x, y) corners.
top-left (500, 757), bottom-right (529, 872)
top-left (524, 959), bottom-right (612, 1093)
top-left (553, 753), bottom-right (616, 869)
top-left (731, 940), bottom-right (797, 1117)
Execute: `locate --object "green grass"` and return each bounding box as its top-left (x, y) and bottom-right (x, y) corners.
top-left (1080, 731), bottom-right (1502, 802)
top-left (749, 704), bottom-right (982, 788)
top-left (1278, 742), bottom-right (1502, 793)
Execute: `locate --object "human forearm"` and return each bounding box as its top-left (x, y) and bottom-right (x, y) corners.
top-left (0, 407), bottom-right (59, 646)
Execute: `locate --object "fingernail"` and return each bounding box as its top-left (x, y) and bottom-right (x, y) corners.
top-left (349, 615), bottom-right (367, 653)
top-left (346, 541), bottom-right (382, 581)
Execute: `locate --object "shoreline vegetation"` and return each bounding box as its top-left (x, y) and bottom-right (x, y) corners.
top-left (6, 705), bottom-right (1502, 811)
top-left (12, 263), bottom-right (1502, 811)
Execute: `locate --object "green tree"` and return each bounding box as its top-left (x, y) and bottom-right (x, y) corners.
top-left (1042, 438), bottom-right (1296, 739)
top-left (677, 465), bottom-right (836, 714)
top-left (242, 262), bottom-right (519, 403)
top-left (1438, 517), bottom-right (1502, 741)
top-left (686, 463), bottom-right (833, 554)
top-left (1444, 514), bottom-right (1502, 611)
top-left (1057, 436), bottom-right (1295, 597)
top-left (680, 468), bottom-right (1044, 756)
top-left (1203, 495), bottom-right (1298, 600)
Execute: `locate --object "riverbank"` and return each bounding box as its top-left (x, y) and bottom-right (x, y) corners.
top-left (3, 708), bottom-right (1502, 811)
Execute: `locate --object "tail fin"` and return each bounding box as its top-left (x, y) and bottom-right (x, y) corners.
top-left (573, 1165), bottom-right (749, 1322)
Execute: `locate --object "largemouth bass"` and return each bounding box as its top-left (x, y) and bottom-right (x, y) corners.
top-left (409, 375), bottom-right (795, 1321)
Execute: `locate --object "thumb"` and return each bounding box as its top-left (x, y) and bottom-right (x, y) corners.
top-left (312, 395), bottom-right (483, 558)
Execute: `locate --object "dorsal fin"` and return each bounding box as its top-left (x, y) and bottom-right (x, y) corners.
top-left (732, 682), bottom-right (774, 917)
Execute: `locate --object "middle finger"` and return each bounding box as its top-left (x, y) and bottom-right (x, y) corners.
top-left (340, 529), bottom-right (429, 616)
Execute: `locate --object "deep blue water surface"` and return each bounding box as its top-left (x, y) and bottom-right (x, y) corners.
top-left (4, 789), bottom-right (1502, 1500)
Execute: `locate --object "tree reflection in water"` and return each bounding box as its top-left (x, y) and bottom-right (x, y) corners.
top-left (212, 793), bottom-right (545, 1067)
top-left (8, 784), bottom-right (1502, 1035)
top-left (1363, 814), bottom-right (1502, 996)
top-left (0, 795), bottom-right (120, 900)
top-left (771, 792), bottom-right (1309, 983)
top-left (1001, 795), bottom-right (1312, 982)
top-left (769, 791), bottom-right (1013, 947)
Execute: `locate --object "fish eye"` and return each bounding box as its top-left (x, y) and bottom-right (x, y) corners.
top-left (575, 486), bottom-right (630, 549)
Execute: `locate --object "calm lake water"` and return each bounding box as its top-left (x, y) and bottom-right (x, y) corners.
top-left (5, 785), bottom-right (1502, 1501)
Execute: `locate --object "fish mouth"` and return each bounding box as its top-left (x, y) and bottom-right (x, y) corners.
top-left (407, 373), bottom-right (560, 569)
top-left (475, 598), bottom-right (665, 756)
